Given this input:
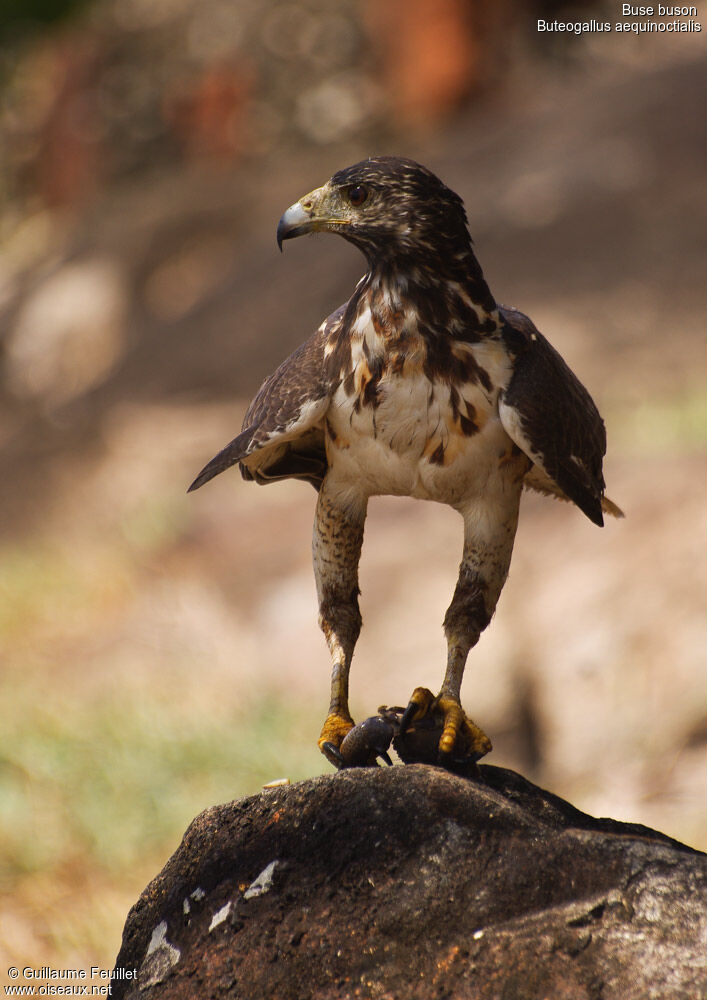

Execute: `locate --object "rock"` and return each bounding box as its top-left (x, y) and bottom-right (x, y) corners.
top-left (112, 765), bottom-right (706, 1000)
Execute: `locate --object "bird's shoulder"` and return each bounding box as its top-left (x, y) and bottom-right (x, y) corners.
top-left (242, 302), bottom-right (347, 436)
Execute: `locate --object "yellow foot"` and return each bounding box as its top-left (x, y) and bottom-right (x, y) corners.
top-left (318, 711), bottom-right (354, 768)
top-left (401, 686), bottom-right (492, 762)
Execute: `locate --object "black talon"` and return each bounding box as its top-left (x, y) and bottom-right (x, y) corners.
top-left (399, 702), bottom-right (418, 735)
top-left (321, 741), bottom-right (346, 770)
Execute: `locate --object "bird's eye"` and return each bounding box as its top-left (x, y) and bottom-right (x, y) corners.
top-left (347, 185), bottom-right (368, 207)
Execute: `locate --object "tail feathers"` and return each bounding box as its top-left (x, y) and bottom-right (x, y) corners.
top-left (188, 430), bottom-right (252, 492)
top-left (601, 495), bottom-right (625, 519)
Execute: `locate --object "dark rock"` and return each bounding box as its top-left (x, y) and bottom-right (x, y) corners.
top-left (112, 765), bottom-right (706, 1000)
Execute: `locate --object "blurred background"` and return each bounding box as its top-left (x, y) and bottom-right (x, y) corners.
top-left (0, 0), bottom-right (705, 976)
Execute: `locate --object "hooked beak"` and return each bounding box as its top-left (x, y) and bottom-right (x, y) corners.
top-left (276, 201), bottom-right (312, 251)
top-left (276, 184), bottom-right (350, 252)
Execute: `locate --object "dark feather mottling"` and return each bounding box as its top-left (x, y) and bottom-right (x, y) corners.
top-left (330, 157), bottom-right (496, 314)
top-left (191, 156), bottom-right (614, 530)
top-left (188, 155), bottom-right (620, 767)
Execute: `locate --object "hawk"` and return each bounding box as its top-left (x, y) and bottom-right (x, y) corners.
top-left (189, 156), bottom-right (622, 769)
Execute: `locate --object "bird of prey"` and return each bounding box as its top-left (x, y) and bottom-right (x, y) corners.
top-left (189, 156), bottom-right (622, 769)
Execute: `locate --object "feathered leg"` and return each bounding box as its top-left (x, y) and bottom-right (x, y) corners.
top-left (403, 483), bottom-right (524, 761)
top-left (312, 478), bottom-right (368, 766)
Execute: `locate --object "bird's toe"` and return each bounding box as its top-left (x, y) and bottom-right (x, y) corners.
top-left (436, 695), bottom-right (492, 762)
top-left (382, 692), bottom-right (492, 771)
top-left (399, 686), bottom-right (436, 734)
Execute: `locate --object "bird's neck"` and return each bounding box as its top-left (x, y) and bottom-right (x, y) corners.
top-left (363, 251), bottom-right (501, 342)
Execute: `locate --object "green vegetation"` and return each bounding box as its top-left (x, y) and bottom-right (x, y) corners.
top-left (617, 389), bottom-right (707, 454)
top-left (0, 680), bottom-right (320, 887)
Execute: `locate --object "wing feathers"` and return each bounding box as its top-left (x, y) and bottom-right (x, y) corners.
top-left (499, 306), bottom-right (612, 527)
top-left (188, 306), bottom-right (345, 492)
top-left (188, 427), bottom-right (254, 492)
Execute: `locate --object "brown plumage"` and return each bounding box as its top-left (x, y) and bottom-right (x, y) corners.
top-left (190, 156), bottom-right (622, 768)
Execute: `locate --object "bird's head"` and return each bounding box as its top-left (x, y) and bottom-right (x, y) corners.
top-left (276, 156), bottom-right (473, 271)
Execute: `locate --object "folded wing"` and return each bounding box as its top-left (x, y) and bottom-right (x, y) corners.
top-left (498, 306), bottom-right (619, 526)
top-left (188, 306), bottom-right (347, 493)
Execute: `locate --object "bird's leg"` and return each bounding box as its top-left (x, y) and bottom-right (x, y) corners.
top-left (437, 562), bottom-right (494, 758)
top-left (402, 494), bottom-right (522, 761)
top-left (312, 479), bottom-right (368, 767)
top-left (402, 567), bottom-right (493, 762)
